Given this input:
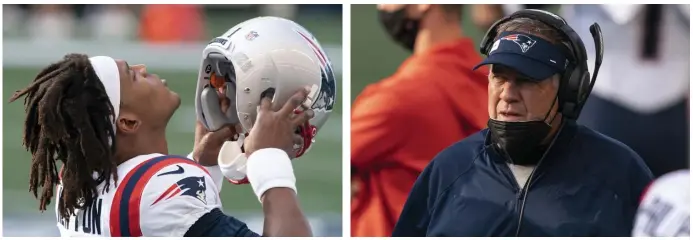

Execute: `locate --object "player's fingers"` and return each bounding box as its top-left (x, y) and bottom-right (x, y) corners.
top-left (259, 88), bottom-right (275, 112)
top-left (233, 123), bottom-right (244, 136)
top-left (219, 95), bottom-right (231, 114)
top-left (279, 86), bottom-right (310, 117)
top-left (194, 120), bottom-right (209, 144)
top-left (292, 109), bottom-right (314, 126)
top-left (208, 124), bottom-right (236, 143)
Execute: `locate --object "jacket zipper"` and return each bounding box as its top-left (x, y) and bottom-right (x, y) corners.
top-left (500, 160), bottom-right (540, 236)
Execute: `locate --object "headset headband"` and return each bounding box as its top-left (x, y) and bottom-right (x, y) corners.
top-left (480, 9), bottom-right (588, 70)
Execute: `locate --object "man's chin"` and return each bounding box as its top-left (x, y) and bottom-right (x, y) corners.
top-left (171, 92), bottom-right (182, 109)
top-left (165, 93), bottom-right (182, 121)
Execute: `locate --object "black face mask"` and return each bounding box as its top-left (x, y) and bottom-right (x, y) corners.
top-left (488, 118), bottom-right (551, 165)
top-left (488, 95), bottom-right (559, 166)
top-left (378, 7), bottom-right (420, 51)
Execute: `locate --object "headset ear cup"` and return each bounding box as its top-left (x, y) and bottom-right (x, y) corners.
top-left (577, 72), bottom-right (591, 103)
top-left (558, 65), bottom-right (580, 119)
top-left (557, 65), bottom-right (571, 113)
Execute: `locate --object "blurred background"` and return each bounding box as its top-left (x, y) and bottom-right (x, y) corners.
top-left (2, 4), bottom-right (342, 237)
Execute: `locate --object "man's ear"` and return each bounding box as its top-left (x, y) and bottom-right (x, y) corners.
top-left (116, 112), bottom-right (141, 134)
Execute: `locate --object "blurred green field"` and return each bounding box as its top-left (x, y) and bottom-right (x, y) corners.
top-left (3, 6), bottom-right (343, 217)
top-left (351, 4), bottom-right (559, 102)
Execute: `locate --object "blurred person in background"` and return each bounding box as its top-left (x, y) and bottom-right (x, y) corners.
top-left (562, 4), bottom-right (690, 178)
top-left (139, 4), bottom-right (205, 43)
top-left (471, 4), bottom-right (556, 30)
top-left (350, 4), bottom-right (488, 237)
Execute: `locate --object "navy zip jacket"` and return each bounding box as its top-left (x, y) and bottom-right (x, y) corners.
top-left (392, 120), bottom-right (653, 237)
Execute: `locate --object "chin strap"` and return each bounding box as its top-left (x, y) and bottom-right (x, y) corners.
top-left (218, 134), bottom-right (250, 185)
top-left (294, 109), bottom-right (317, 158)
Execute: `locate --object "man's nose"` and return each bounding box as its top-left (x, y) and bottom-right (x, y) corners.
top-left (499, 79), bottom-right (521, 102)
top-left (131, 64), bottom-right (147, 73)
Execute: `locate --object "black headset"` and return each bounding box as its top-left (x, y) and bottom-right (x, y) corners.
top-left (479, 9), bottom-right (604, 120)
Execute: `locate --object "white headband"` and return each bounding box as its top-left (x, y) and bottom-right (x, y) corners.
top-left (88, 56), bottom-right (121, 141)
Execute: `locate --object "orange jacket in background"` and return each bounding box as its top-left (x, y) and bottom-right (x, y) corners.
top-left (139, 5), bottom-right (204, 43)
top-left (351, 38), bottom-right (489, 237)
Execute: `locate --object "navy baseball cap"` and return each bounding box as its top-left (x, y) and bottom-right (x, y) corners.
top-left (474, 31), bottom-right (568, 81)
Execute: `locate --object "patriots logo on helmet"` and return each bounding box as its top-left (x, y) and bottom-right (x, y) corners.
top-left (295, 30), bottom-right (336, 112)
top-left (151, 176), bottom-right (207, 206)
top-left (501, 34), bottom-right (537, 53)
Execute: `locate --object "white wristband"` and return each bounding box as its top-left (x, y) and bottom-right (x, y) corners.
top-left (246, 148), bottom-right (296, 202)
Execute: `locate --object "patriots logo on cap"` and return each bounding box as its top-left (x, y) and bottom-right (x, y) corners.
top-left (152, 176), bottom-right (207, 206)
top-left (501, 34), bottom-right (537, 53)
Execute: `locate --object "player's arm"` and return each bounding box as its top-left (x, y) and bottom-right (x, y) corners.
top-left (247, 147), bottom-right (312, 237)
top-left (261, 187), bottom-right (312, 236)
top-left (351, 90), bottom-right (405, 170)
top-left (239, 88), bottom-right (316, 237)
top-left (187, 120), bottom-right (241, 193)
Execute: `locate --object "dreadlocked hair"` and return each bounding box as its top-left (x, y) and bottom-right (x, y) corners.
top-left (8, 53), bottom-right (118, 223)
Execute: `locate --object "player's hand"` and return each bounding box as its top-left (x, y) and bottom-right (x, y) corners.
top-left (244, 87), bottom-right (314, 159)
top-left (193, 89), bottom-right (242, 166)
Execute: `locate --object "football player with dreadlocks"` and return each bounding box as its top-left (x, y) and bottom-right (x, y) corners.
top-left (11, 16), bottom-right (336, 237)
